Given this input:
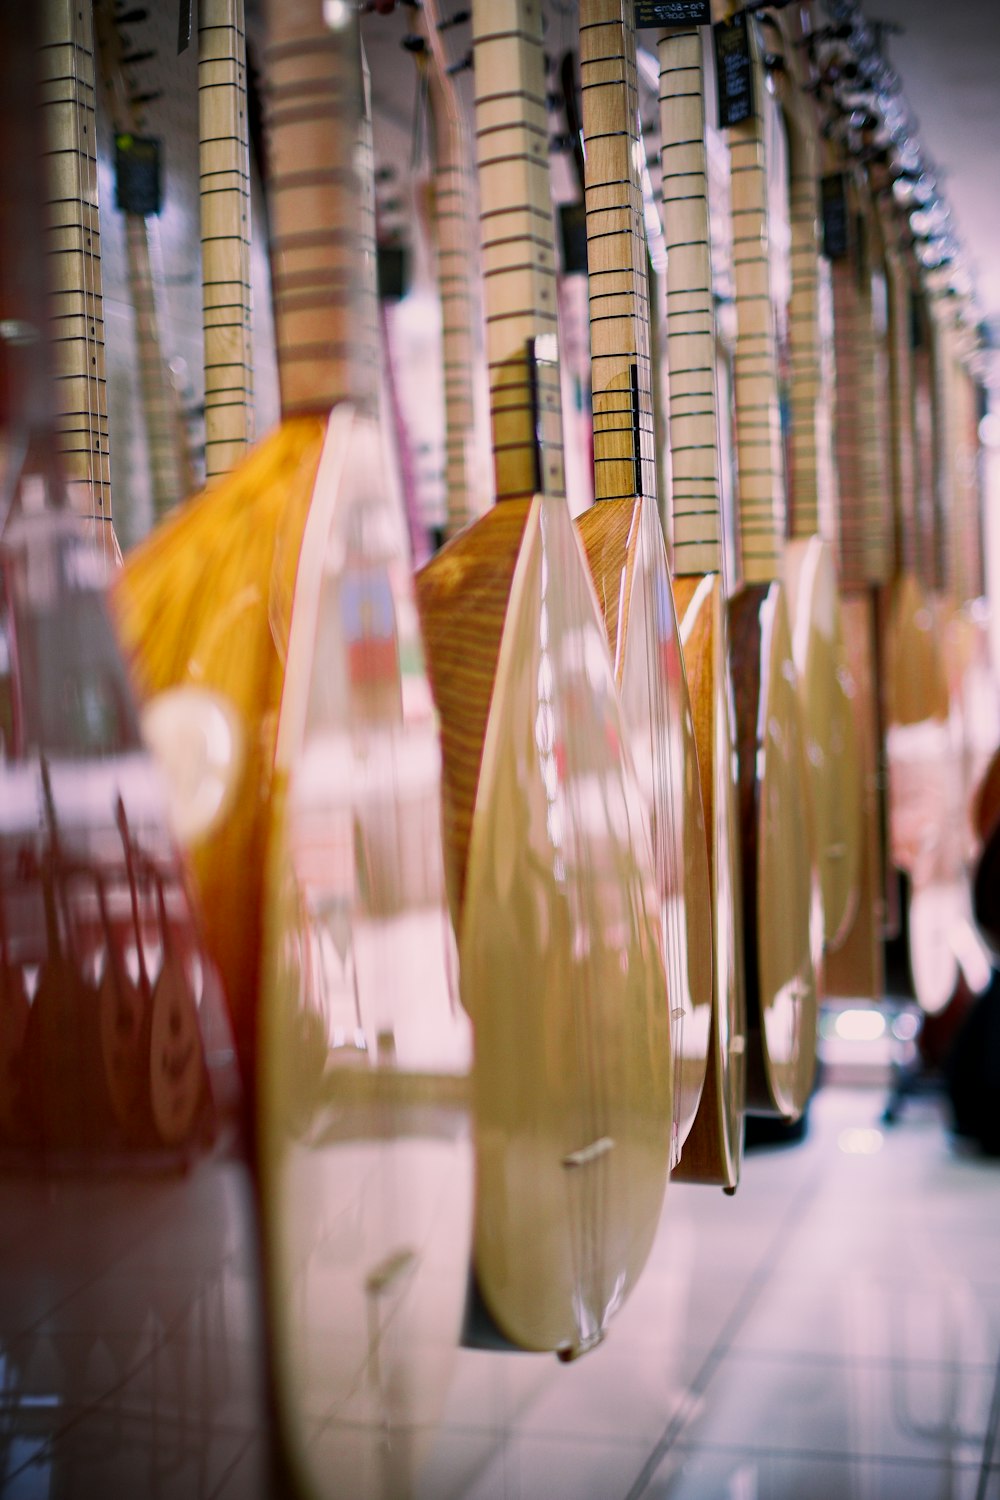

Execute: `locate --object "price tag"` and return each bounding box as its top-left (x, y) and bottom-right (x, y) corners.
top-left (114, 135), bottom-right (163, 218)
top-left (714, 14), bottom-right (753, 128)
top-left (634, 1), bottom-right (711, 26)
top-left (559, 203), bottom-right (588, 275)
top-left (821, 174), bottom-right (850, 261)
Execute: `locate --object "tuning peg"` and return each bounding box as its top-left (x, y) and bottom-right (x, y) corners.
top-left (446, 51), bottom-right (472, 75)
top-left (438, 9), bottom-right (471, 29)
top-left (115, 6), bottom-right (149, 21)
top-left (401, 33), bottom-right (426, 53)
top-left (121, 49), bottom-right (155, 65)
top-left (129, 89), bottom-right (162, 106)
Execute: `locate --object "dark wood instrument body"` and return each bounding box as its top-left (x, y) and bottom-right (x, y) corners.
top-left (672, 573), bottom-right (745, 1187)
top-left (728, 580), bottom-right (819, 1120)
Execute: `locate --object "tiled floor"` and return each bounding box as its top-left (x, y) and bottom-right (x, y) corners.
top-left (2, 1085), bottom-right (998, 1498)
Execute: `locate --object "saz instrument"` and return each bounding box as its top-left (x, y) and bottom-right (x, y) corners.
top-left (772, 8), bottom-right (862, 953)
top-left (37, 0), bottom-right (119, 568)
top-left (255, 2), bottom-right (473, 1490)
top-left (575, 0), bottom-right (713, 1163)
top-left (0, 13), bottom-right (225, 1163)
top-left (198, 0), bottom-right (254, 480)
top-left (416, 0), bottom-right (673, 1356)
top-left (657, 21), bottom-right (746, 1188)
top-left (94, 1), bottom-right (196, 524)
top-left (815, 148), bottom-right (888, 1002)
top-left (720, 5), bottom-right (820, 1121)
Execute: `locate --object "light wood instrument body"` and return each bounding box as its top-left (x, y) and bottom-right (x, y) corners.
top-left (417, 0), bottom-right (672, 1355)
top-left (775, 10), bottom-right (861, 951)
top-left (657, 23), bottom-right (745, 1186)
top-left (575, 0), bottom-right (712, 1156)
top-left (254, 8), bottom-right (473, 1492)
top-left (724, 10), bottom-right (818, 1118)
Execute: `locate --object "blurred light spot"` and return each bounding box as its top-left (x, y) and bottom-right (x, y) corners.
top-left (892, 1010), bottom-right (921, 1042)
top-left (838, 1127), bottom-right (884, 1156)
top-left (834, 1008), bottom-right (886, 1042)
top-left (979, 412), bottom-right (1000, 448)
top-left (323, 0), bottom-right (352, 28)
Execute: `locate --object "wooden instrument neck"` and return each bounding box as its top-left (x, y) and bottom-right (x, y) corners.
top-left (659, 24), bottom-right (724, 578)
top-left (199, 0), bottom-right (254, 477)
top-left (579, 0), bottom-right (656, 508)
top-left (727, 11), bottom-right (786, 585)
top-left (265, 0), bottom-right (377, 419)
top-left (421, 0), bottom-right (480, 536)
top-left (472, 0), bottom-right (565, 505)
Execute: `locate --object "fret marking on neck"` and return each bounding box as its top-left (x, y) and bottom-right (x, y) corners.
top-left (473, 0), bottom-right (566, 503)
top-left (660, 27), bottom-right (723, 576)
top-left (199, 0), bottom-right (254, 477)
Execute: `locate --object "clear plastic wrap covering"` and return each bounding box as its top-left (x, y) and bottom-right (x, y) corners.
top-left (455, 490), bottom-right (672, 1356)
top-left (257, 404), bottom-right (474, 1496)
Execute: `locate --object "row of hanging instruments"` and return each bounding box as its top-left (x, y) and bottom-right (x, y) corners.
top-left (0, 1), bottom-right (994, 1496)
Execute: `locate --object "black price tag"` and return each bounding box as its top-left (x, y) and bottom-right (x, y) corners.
top-left (820, 174), bottom-right (849, 261)
top-left (114, 134), bottom-right (163, 217)
top-left (559, 203), bottom-right (588, 275)
top-left (714, 14), bottom-right (753, 128)
top-left (377, 243), bottom-right (409, 301)
top-left (634, 0), bottom-right (711, 26)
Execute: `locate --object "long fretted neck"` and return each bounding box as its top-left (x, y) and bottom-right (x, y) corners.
top-left (910, 285), bottom-right (939, 594)
top-left (472, 0), bottom-right (565, 504)
top-left (874, 185), bottom-right (917, 577)
top-left (38, 0), bottom-right (116, 557)
top-left (778, 42), bottom-right (825, 542)
top-left (858, 177), bottom-right (894, 585)
top-left (659, 25), bottom-right (723, 577)
top-left (726, 12), bottom-right (786, 586)
top-left (199, 0), bottom-right (254, 477)
top-left (423, 2), bottom-right (481, 538)
top-left (94, 1), bottom-right (192, 524)
top-left (265, 0), bottom-right (376, 419)
top-left (579, 0), bottom-right (656, 508)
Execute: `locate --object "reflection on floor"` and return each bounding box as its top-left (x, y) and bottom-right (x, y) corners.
top-left (2, 1086), bottom-right (999, 1499)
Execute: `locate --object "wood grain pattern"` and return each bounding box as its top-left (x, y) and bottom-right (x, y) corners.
top-left (38, 0), bottom-right (117, 560)
top-left (199, 0), bottom-right (254, 477)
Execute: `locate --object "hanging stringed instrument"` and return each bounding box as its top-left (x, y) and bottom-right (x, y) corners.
top-left (657, 19), bottom-right (746, 1188)
top-left (255, 5), bottom-right (473, 1489)
top-left (198, 0), bottom-right (254, 481)
top-left (416, 0), bottom-right (673, 1356)
top-left (771, 6), bottom-right (862, 954)
top-left (94, 0), bottom-right (195, 527)
top-left (814, 141), bottom-right (889, 1002)
top-left (716, 3), bottom-right (820, 1121)
top-left (37, 0), bottom-right (120, 568)
top-left (0, 7), bottom-right (229, 1164)
top-left (574, 0), bottom-right (713, 1164)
